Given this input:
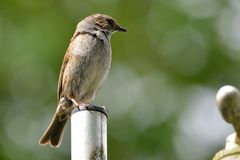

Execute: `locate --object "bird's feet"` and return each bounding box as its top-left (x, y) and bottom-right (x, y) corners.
top-left (78, 103), bottom-right (90, 110)
top-left (69, 98), bottom-right (90, 110)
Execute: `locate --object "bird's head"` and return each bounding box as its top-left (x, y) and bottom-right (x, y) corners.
top-left (78, 14), bottom-right (127, 35)
top-left (93, 14), bottom-right (127, 33)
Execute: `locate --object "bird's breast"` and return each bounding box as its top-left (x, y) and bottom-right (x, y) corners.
top-left (64, 33), bottom-right (111, 102)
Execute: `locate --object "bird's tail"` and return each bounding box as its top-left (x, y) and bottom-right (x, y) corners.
top-left (39, 98), bottom-right (73, 147)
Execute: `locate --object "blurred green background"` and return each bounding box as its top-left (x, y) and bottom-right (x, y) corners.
top-left (0, 0), bottom-right (239, 159)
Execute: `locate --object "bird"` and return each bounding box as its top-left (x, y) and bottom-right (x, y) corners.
top-left (39, 14), bottom-right (126, 147)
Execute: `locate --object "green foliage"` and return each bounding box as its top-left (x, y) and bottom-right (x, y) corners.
top-left (0, 0), bottom-right (239, 159)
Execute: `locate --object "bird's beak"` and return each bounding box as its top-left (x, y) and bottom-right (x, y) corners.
top-left (115, 25), bottom-right (127, 32)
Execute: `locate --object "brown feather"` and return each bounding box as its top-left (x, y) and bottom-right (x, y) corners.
top-left (39, 98), bottom-right (72, 147)
top-left (57, 32), bottom-right (81, 100)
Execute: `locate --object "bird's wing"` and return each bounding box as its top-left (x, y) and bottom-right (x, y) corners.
top-left (57, 32), bottom-right (81, 100)
top-left (57, 52), bottom-right (69, 101)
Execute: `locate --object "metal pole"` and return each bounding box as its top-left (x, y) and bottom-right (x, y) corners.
top-left (71, 105), bottom-right (108, 160)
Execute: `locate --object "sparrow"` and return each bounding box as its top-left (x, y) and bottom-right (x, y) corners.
top-left (39, 14), bottom-right (126, 147)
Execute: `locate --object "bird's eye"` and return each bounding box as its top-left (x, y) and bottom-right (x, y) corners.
top-left (107, 19), bottom-right (114, 25)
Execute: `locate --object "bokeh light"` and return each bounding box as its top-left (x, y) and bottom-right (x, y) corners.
top-left (0, 0), bottom-right (239, 159)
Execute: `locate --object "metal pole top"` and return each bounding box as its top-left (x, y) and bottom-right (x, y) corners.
top-left (71, 104), bottom-right (108, 160)
top-left (72, 105), bottom-right (109, 118)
